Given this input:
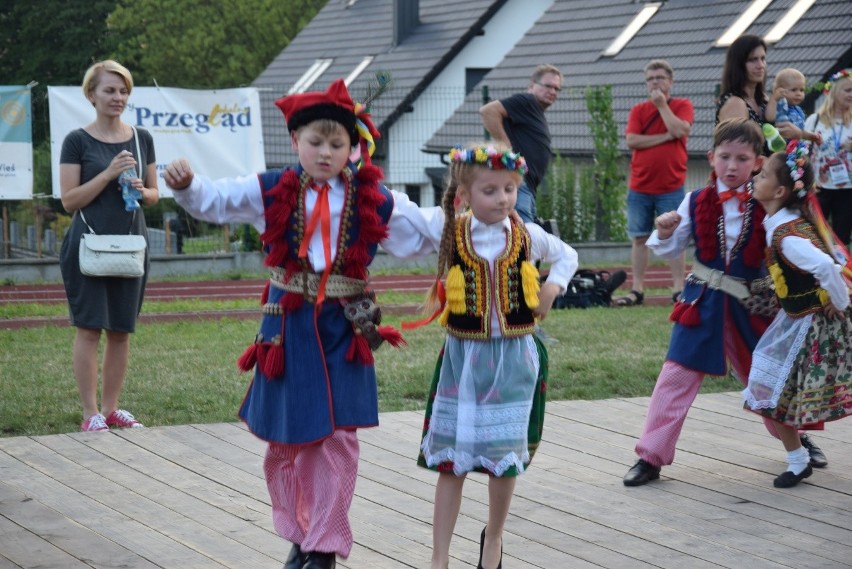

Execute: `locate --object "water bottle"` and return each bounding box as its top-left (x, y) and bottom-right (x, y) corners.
top-left (119, 167), bottom-right (141, 211)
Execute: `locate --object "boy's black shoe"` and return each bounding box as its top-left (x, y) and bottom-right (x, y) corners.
top-left (283, 544), bottom-right (304, 569)
top-left (773, 464), bottom-right (813, 488)
top-left (301, 551), bottom-right (336, 569)
top-left (800, 434), bottom-right (828, 468)
top-left (623, 459), bottom-right (661, 486)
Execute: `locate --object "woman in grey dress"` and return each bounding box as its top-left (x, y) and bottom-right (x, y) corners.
top-left (59, 60), bottom-right (159, 432)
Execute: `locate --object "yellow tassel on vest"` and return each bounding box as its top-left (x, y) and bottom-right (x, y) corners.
top-left (817, 288), bottom-right (829, 306)
top-left (768, 263), bottom-right (788, 298)
top-left (438, 304), bottom-right (451, 326)
top-left (446, 265), bottom-right (466, 314)
top-left (521, 260), bottom-right (540, 309)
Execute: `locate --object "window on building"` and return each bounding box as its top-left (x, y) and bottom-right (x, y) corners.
top-left (764, 0), bottom-right (815, 44)
top-left (405, 185), bottom-right (422, 206)
top-left (602, 2), bottom-right (662, 57)
top-left (345, 57), bottom-right (374, 86)
top-left (288, 59), bottom-right (333, 94)
top-left (715, 0), bottom-right (772, 47)
top-left (466, 68), bottom-right (491, 94)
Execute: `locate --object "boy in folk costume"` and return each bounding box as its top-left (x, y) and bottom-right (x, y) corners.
top-left (622, 118), bottom-right (829, 487)
top-left (164, 79), bottom-right (407, 569)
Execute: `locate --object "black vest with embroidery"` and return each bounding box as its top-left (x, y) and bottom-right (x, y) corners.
top-left (445, 215), bottom-right (536, 340)
top-left (769, 219), bottom-right (828, 317)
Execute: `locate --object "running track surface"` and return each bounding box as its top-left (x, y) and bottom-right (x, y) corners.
top-left (0, 267), bottom-right (679, 328)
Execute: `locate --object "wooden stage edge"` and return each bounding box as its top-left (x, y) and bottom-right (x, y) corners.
top-left (1, 392), bottom-right (850, 569)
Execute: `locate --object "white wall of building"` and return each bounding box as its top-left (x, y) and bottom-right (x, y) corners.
top-left (385, 0), bottom-right (553, 205)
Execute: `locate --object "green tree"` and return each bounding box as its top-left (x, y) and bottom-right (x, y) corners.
top-left (107, 0), bottom-right (324, 88)
top-left (0, 0), bottom-right (119, 144)
top-left (585, 84), bottom-right (627, 241)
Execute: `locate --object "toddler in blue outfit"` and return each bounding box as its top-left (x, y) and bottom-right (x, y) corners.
top-left (765, 68), bottom-right (822, 145)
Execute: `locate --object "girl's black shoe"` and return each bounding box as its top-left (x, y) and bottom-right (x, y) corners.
top-left (477, 526), bottom-right (502, 569)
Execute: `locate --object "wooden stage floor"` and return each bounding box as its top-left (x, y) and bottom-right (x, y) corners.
top-left (1, 392), bottom-right (850, 569)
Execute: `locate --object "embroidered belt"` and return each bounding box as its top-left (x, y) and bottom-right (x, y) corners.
top-left (270, 268), bottom-right (366, 300)
top-left (688, 261), bottom-right (750, 301)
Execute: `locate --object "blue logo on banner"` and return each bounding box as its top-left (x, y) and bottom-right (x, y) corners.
top-left (0, 87), bottom-right (32, 144)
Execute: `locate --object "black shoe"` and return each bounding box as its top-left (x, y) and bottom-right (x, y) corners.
top-left (283, 544), bottom-right (305, 569)
top-left (773, 464), bottom-right (813, 488)
top-left (800, 434), bottom-right (828, 468)
top-left (623, 459), bottom-right (661, 486)
top-left (301, 551), bottom-right (336, 569)
top-left (477, 526), bottom-right (502, 569)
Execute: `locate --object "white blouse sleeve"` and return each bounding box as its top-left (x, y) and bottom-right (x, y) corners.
top-left (780, 235), bottom-right (851, 310)
top-left (526, 223), bottom-right (579, 294)
top-left (172, 174), bottom-right (266, 232)
top-left (380, 189), bottom-right (445, 259)
top-left (646, 192), bottom-right (693, 259)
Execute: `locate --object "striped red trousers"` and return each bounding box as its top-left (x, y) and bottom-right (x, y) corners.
top-left (264, 429), bottom-right (360, 558)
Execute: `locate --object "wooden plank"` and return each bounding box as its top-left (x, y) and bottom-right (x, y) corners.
top-left (0, 446), bottom-right (214, 568)
top-left (0, 436), bottom-right (250, 568)
top-left (0, 477), bottom-right (159, 569)
top-left (1, 393), bottom-right (849, 569)
top-left (38, 431), bottom-right (288, 562)
top-left (0, 553), bottom-right (23, 569)
top-left (0, 514), bottom-right (91, 569)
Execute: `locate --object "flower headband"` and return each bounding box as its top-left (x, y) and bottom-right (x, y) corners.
top-left (448, 145), bottom-right (528, 176)
top-left (823, 68), bottom-right (851, 94)
top-left (785, 140), bottom-right (809, 198)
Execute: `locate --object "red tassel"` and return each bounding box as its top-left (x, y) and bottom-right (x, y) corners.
top-left (377, 325), bottom-right (407, 348)
top-left (669, 302), bottom-right (688, 323)
top-left (237, 344), bottom-right (258, 372)
top-left (260, 281), bottom-right (270, 305)
top-left (236, 333), bottom-right (263, 372)
top-left (679, 303), bottom-right (701, 327)
top-left (346, 334), bottom-right (374, 364)
top-left (261, 335), bottom-right (284, 378)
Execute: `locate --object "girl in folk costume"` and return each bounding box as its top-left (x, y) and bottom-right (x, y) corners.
top-left (397, 142), bottom-right (578, 569)
top-left (623, 119), bottom-right (829, 487)
top-left (743, 141), bottom-right (852, 488)
top-left (164, 79), bottom-right (407, 569)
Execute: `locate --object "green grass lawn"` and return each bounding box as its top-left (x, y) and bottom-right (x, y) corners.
top-left (0, 298), bottom-right (741, 437)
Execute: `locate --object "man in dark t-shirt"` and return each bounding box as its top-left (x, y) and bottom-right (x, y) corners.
top-left (480, 64), bottom-right (562, 224)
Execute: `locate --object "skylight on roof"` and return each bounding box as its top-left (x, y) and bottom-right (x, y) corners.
top-left (715, 0), bottom-right (772, 47)
top-left (288, 59), bottom-right (333, 94)
top-left (602, 2), bottom-right (662, 57)
top-left (345, 57), bottom-right (374, 86)
top-left (764, 0), bottom-right (815, 44)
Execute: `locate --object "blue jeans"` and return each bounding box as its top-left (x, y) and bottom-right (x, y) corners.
top-left (627, 188), bottom-right (684, 239)
top-left (515, 182), bottom-right (537, 224)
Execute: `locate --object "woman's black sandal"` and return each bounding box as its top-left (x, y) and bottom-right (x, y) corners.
top-left (614, 290), bottom-right (644, 307)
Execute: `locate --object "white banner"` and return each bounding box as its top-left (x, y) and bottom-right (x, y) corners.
top-left (49, 86), bottom-right (266, 198)
top-left (0, 86), bottom-right (33, 200)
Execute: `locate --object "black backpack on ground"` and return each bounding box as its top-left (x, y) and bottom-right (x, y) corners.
top-left (554, 269), bottom-right (627, 309)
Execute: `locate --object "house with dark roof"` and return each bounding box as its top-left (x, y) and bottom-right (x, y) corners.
top-left (255, 0), bottom-right (852, 205)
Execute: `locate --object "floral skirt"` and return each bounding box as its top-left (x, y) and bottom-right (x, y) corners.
top-left (416, 335), bottom-right (547, 477)
top-left (749, 307), bottom-right (852, 427)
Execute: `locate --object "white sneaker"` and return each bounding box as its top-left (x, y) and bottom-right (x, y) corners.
top-left (81, 413), bottom-right (109, 432)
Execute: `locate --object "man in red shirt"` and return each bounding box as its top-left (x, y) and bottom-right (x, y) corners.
top-left (615, 60), bottom-right (693, 306)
